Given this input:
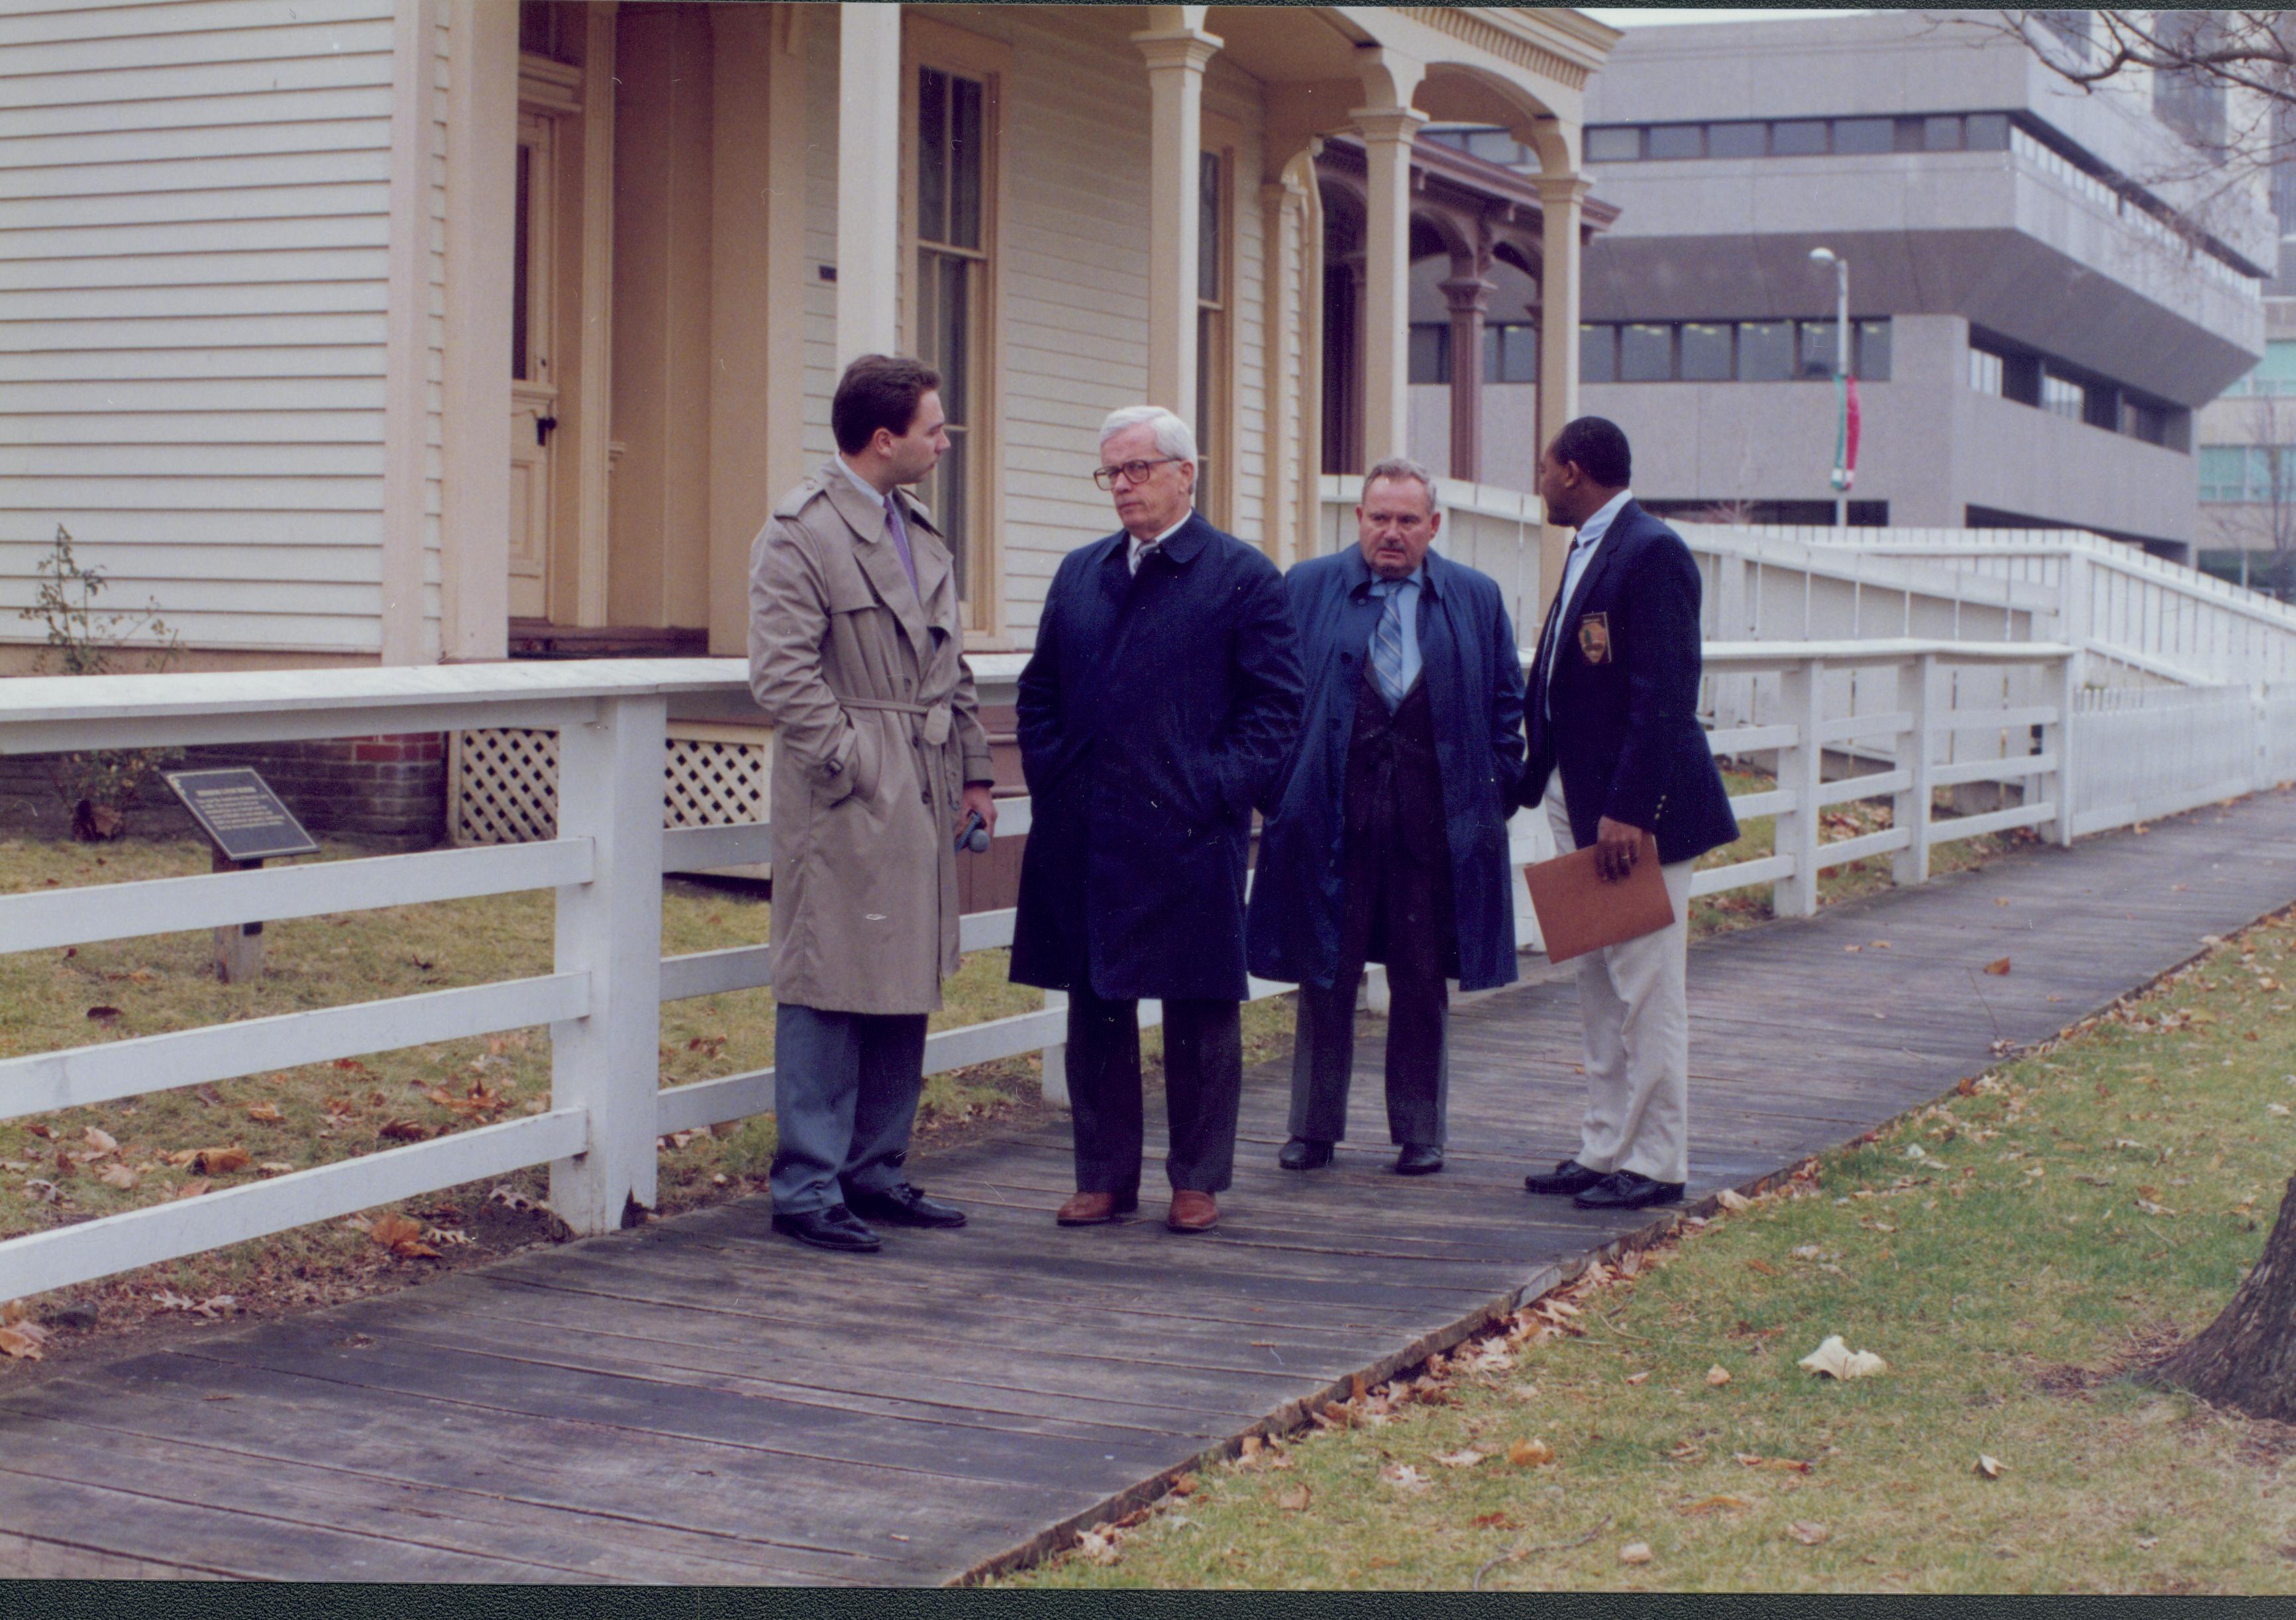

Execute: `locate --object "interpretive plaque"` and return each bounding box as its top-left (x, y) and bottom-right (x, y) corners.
top-left (164, 768), bottom-right (318, 862)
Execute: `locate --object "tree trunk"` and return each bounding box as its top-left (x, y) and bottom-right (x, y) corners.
top-left (2150, 1169), bottom-right (2296, 1420)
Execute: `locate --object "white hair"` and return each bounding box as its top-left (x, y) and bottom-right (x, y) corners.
top-left (1098, 405), bottom-right (1198, 466)
top-left (1362, 456), bottom-right (1439, 513)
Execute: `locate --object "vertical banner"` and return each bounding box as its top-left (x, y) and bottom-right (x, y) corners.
top-left (1830, 375), bottom-right (1861, 493)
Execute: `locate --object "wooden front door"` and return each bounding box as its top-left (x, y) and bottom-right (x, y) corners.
top-left (509, 108), bottom-right (560, 622)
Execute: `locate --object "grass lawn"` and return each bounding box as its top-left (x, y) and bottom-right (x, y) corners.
top-left (1010, 904), bottom-right (2296, 1594)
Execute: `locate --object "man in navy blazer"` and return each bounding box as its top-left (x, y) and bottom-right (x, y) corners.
top-left (1521, 417), bottom-right (1738, 1212)
top-left (1010, 405), bottom-right (1303, 1235)
top-left (1247, 458), bottom-right (1526, 1177)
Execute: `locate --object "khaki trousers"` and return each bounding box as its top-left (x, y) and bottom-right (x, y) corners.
top-left (1543, 780), bottom-right (1695, 1184)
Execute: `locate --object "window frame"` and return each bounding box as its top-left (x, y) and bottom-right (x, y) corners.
top-left (1194, 117), bottom-right (1244, 532)
top-left (901, 18), bottom-right (1011, 640)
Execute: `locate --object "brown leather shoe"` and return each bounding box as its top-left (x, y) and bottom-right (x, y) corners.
top-left (1167, 1190), bottom-right (1219, 1233)
top-left (1055, 1190), bottom-right (1137, 1226)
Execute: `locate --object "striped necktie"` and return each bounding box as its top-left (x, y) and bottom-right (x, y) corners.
top-left (1371, 581), bottom-right (1408, 708)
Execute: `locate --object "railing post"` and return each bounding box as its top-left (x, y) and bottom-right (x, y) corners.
top-left (548, 693), bottom-right (666, 1234)
top-left (1893, 652), bottom-right (1934, 887)
top-left (2048, 652), bottom-right (2078, 847)
top-left (1771, 658), bottom-right (1824, 918)
top-left (1040, 989), bottom-right (1070, 1107)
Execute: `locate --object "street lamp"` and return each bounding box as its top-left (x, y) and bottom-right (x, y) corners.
top-left (1810, 246), bottom-right (1851, 529)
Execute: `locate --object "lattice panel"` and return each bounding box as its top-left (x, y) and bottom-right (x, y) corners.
top-left (452, 727), bottom-right (559, 845)
top-left (664, 736), bottom-right (771, 829)
top-left (451, 729), bottom-right (774, 844)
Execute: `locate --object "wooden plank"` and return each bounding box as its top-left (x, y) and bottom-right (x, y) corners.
top-left (0, 1108), bottom-right (587, 1301)
top-left (0, 837), bottom-right (593, 954)
top-left (0, 972), bottom-right (587, 1118)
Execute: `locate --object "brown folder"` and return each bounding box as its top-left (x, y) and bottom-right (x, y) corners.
top-left (1524, 832), bottom-right (1674, 964)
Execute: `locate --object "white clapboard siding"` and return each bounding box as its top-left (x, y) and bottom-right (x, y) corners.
top-left (996, 9), bottom-right (1161, 638)
top-left (0, 0), bottom-right (407, 659)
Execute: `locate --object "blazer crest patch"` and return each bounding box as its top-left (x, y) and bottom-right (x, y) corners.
top-left (1577, 611), bottom-right (1612, 665)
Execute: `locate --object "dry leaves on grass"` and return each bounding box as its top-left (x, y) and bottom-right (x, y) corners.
top-left (1381, 1464), bottom-right (1432, 1492)
top-left (1715, 1188), bottom-right (1752, 1212)
top-left (1678, 1494), bottom-right (1751, 1517)
top-left (366, 1213), bottom-right (443, 1260)
top-left (97, 1163), bottom-right (138, 1190)
top-left (245, 1102), bottom-right (282, 1123)
top-left (1434, 1448), bottom-right (1487, 1469)
top-left (1788, 1522), bottom-right (1831, 1546)
top-left (1277, 1484), bottom-right (1312, 1512)
top-left (168, 1146), bottom-right (249, 1176)
top-left (0, 1303), bottom-right (52, 1361)
top-left (81, 1127), bottom-right (116, 1156)
top-left (1975, 1453), bottom-right (2005, 1480)
top-left (1706, 1364), bottom-right (1732, 1387)
top-left (1618, 1542), bottom-right (1653, 1566)
top-left (1508, 1439), bottom-right (1556, 1467)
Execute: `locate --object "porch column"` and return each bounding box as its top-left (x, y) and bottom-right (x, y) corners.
top-left (1534, 172), bottom-right (1590, 610)
top-left (1353, 105), bottom-right (1426, 466)
top-left (1439, 270), bottom-right (1493, 485)
top-left (1131, 15), bottom-right (1220, 414)
top-left (835, 2), bottom-right (902, 367)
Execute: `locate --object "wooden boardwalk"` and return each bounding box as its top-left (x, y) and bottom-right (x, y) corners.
top-left (5, 790), bottom-right (2296, 1584)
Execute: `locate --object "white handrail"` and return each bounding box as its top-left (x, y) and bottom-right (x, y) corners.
top-left (5, 636), bottom-right (2275, 1301)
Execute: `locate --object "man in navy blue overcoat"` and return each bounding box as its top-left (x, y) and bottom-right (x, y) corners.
top-left (1521, 417), bottom-right (1738, 1213)
top-left (1246, 458), bottom-right (1526, 1177)
top-left (1010, 406), bottom-right (1303, 1235)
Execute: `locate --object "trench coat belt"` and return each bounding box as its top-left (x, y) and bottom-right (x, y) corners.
top-left (841, 695), bottom-right (953, 748)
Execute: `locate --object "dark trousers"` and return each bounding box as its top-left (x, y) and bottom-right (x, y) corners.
top-left (1066, 984), bottom-right (1243, 1197)
top-left (769, 1003), bottom-right (929, 1215)
top-left (1289, 961), bottom-right (1448, 1148)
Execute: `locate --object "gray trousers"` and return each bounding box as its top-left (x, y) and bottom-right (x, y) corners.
top-left (768, 1003), bottom-right (929, 1215)
top-left (1288, 963), bottom-right (1449, 1148)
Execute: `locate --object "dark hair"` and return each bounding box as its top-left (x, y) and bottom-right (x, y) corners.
top-left (831, 354), bottom-right (941, 454)
top-left (1548, 415), bottom-right (1632, 488)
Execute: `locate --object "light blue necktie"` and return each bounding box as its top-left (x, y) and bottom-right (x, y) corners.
top-left (1370, 581), bottom-right (1409, 708)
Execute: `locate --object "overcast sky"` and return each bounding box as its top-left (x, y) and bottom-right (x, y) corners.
top-left (1580, 7), bottom-right (1873, 26)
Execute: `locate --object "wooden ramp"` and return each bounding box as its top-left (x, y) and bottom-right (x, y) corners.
top-left (5, 791), bottom-right (2296, 1584)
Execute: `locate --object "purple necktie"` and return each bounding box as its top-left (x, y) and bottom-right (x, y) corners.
top-left (882, 494), bottom-right (921, 603)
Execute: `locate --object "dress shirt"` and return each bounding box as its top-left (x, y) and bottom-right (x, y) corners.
top-left (1127, 512), bottom-right (1192, 575)
top-left (1543, 487), bottom-right (1634, 719)
top-left (1366, 563), bottom-right (1426, 704)
top-left (837, 455), bottom-right (921, 602)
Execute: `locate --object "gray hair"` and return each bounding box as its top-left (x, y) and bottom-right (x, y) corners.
top-left (1361, 456), bottom-right (1439, 513)
top-left (1099, 404), bottom-right (1198, 467)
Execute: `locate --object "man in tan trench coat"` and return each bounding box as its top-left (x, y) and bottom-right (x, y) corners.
top-left (748, 354), bottom-right (997, 1252)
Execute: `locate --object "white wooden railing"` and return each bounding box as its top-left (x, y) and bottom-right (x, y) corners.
top-left (3, 637), bottom-right (2277, 1299)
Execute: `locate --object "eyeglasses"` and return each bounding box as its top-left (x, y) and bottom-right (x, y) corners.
top-left (1092, 457), bottom-right (1184, 491)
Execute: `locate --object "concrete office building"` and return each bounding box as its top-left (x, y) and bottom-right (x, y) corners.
top-left (2197, 295), bottom-right (2296, 596)
top-left (1506, 11), bottom-right (2273, 556)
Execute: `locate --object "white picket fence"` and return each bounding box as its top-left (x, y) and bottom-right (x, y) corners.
top-left (0, 637), bottom-right (2279, 1301)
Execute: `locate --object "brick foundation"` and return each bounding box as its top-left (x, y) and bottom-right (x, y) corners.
top-left (0, 733), bottom-right (447, 850)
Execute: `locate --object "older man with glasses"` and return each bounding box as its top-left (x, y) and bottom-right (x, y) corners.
top-left (1010, 405), bottom-right (1303, 1234)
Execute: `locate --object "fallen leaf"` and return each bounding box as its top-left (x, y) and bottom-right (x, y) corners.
top-left (97, 1164), bottom-right (138, 1190)
top-left (257, 1161), bottom-right (295, 1176)
top-left (193, 1084), bottom-right (225, 1107)
top-left (1799, 1335), bottom-right (1887, 1380)
top-left (1381, 1463), bottom-right (1431, 1492)
top-left (1434, 1448), bottom-right (1487, 1469)
top-left (173, 1178), bottom-right (211, 1199)
top-left (0, 1325), bottom-right (45, 1360)
top-left (1238, 1435), bottom-right (1261, 1459)
top-left (244, 1102), bottom-right (283, 1123)
top-left (189, 1146), bottom-right (250, 1175)
top-left (378, 1119), bottom-right (435, 1142)
top-left (1715, 1188), bottom-right (1752, 1212)
top-left (1975, 1453), bottom-right (2003, 1480)
top-left (1789, 1521), bottom-right (1831, 1546)
top-left (81, 1127), bottom-right (117, 1155)
top-left (1277, 1484), bottom-right (1312, 1511)
top-left (1745, 1258), bottom-right (1779, 1276)
top-left (1507, 1439), bottom-right (1555, 1467)
top-left (85, 1005), bottom-right (121, 1022)
top-left (1074, 1529), bottom-right (1118, 1566)
top-left (2134, 1198), bottom-right (2177, 1217)
top-left (369, 1212), bottom-right (442, 1259)
top-left (1471, 1511), bottom-right (1516, 1530)
top-left (1619, 1542), bottom-right (1653, 1566)
top-left (1706, 1364), bottom-right (1732, 1387)
top-left (1679, 1493), bottom-right (1751, 1517)
top-left (1983, 958), bottom-right (2012, 976)
top-left (1625, 1372), bottom-right (1651, 1386)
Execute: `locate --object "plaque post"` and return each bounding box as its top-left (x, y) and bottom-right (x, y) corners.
top-left (211, 847), bottom-right (264, 984)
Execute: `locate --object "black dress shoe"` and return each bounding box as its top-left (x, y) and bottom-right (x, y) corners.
top-left (844, 1182), bottom-right (967, 1229)
top-left (770, 1204), bottom-right (882, 1252)
top-left (1524, 1158), bottom-right (1604, 1196)
top-left (1277, 1138), bottom-right (1335, 1171)
top-left (1392, 1144), bottom-right (1445, 1176)
top-left (1573, 1170), bottom-right (1686, 1211)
